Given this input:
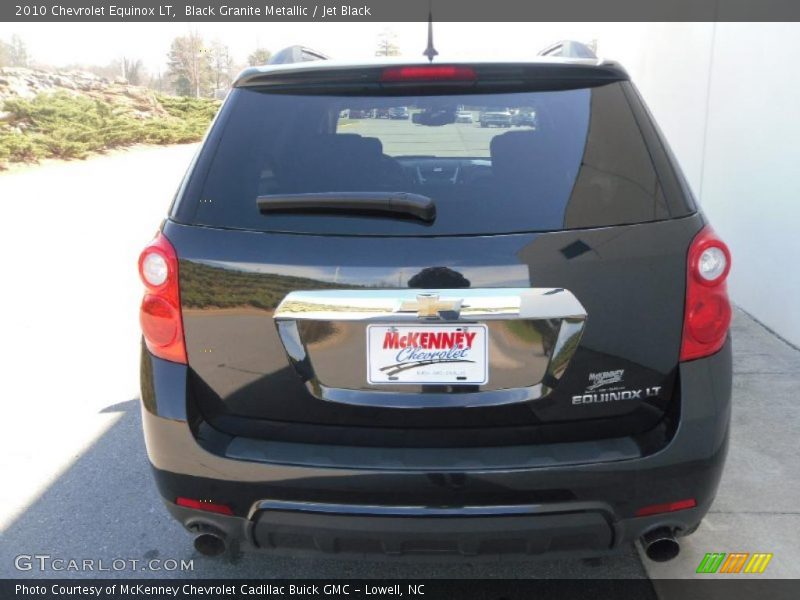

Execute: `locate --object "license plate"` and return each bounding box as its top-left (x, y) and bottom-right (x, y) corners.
top-left (367, 324), bottom-right (488, 385)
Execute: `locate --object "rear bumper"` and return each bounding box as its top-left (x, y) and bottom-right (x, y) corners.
top-left (141, 340), bottom-right (731, 557)
top-left (167, 500), bottom-right (620, 559)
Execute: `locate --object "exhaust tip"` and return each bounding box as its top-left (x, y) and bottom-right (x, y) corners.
top-left (194, 533), bottom-right (226, 557)
top-left (641, 527), bottom-right (680, 562)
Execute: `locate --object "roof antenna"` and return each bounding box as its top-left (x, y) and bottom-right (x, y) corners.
top-left (423, 1), bottom-right (438, 62)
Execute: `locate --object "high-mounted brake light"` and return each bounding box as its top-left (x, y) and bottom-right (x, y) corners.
top-left (680, 226), bottom-right (732, 362)
top-left (138, 233), bottom-right (187, 364)
top-left (381, 65), bottom-right (477, 82)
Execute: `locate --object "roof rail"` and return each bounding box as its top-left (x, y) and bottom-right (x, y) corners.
top-left (268, 45), bottom-right (330, 65)
top-left (538, 40), bottom-right (597, 59)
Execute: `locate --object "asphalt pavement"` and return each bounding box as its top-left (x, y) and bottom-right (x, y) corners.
top-left (0, 144), bottom-right (797, 588)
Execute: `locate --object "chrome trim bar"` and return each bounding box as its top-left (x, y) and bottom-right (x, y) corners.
top-left (274, 288), bottom-right (586, 322)
top-left (273, 288), bottom-right (587, 409)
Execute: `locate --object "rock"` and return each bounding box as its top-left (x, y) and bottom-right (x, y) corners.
top-left (0, 67), bottom-right (130, 103)
top-left (7, 82), bottom-right (36, 99)
top-left (0, 65), bottom-right (198, 129)
top-left (51, 75), bottom-right (76, 89)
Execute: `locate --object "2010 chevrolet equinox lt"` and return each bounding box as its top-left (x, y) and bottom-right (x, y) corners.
top-left (138, 55), bottom-right (732, 562)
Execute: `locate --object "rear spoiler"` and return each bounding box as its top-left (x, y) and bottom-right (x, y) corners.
top-left (268, 45), bottom-right (330, 65)
top-left (538, 40), bottom-right (598, 59)
top-left (233, 61), bottom-right (628, 92)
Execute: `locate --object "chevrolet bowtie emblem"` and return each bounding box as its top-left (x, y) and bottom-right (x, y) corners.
top-left (398, 293), bottom-right (463, 319)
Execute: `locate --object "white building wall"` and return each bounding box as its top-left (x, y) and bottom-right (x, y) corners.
top-left (602, 23), bottom-right (800, 346)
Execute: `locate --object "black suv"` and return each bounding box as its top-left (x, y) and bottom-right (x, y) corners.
top-left (138, 57), bottom-right (732, 562)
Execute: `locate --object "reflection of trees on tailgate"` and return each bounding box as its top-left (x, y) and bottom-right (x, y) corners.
top-left (179, 260), bottom-right (352, 310)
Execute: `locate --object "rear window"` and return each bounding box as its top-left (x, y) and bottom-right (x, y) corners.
top-left (176, 82), bottom-right (671, 236)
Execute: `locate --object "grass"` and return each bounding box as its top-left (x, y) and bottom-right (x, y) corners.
top-left (0, 91), bottom-right (219, 169)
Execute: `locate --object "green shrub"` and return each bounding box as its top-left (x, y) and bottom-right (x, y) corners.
top-left (0, 91), bottom-right (220, 169)
top-left (0, 128), bottom-right (45, 162)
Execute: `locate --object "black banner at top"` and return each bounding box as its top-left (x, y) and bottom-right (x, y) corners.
top-left (4, 0), bottom-right (800, 22)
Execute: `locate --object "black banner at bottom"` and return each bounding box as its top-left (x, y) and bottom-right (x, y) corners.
top-left (3, 579), bottom-right (800, 600)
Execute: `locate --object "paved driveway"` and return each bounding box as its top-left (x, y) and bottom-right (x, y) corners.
top-left (0, 145), bottom-right (796, 588)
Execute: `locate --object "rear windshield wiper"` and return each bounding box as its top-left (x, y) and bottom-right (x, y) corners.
top-left (256, 192), bottom-right (436, 223)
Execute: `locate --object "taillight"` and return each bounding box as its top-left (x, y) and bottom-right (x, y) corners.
top-left (138, 232), bottom-right (186, 364)
top-left (381, 65), bottom-right (477, 82)
top-left (680, 226), bottom-right (732, 361)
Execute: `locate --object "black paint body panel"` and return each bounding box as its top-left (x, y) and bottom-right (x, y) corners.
top-left (164, 214), bottom-right (701, 447)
